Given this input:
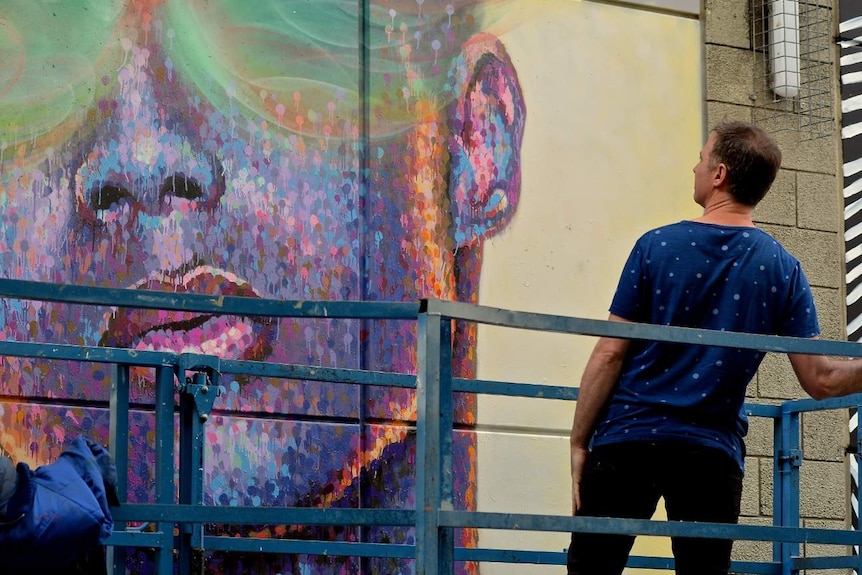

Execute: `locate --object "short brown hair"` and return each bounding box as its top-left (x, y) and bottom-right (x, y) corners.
top-left (709, 120), bottom-right (782, 206)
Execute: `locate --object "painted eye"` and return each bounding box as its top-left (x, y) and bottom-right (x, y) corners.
top-left (160, 174), bottom-right (203, 202)
top-left (91, 185), bottom-right (134, 212)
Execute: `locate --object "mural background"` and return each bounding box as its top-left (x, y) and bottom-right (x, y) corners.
top-left (0, 0), bottom-right (701, 573)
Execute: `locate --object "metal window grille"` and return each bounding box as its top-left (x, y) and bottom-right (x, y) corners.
top-left (751, 0), bottom-right (834, 139)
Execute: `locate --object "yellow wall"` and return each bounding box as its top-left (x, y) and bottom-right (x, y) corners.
top-left (476, 1), bottom-right (703, 572)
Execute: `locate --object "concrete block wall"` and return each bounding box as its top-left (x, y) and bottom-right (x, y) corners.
top-left (704, 0), bottom-right (849, 569)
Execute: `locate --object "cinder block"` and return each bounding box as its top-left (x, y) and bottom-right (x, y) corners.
top-left (746, 413), bottom-right (775, 458)
top-left (769, 121), bottom-right (837, 173)
top-left (741, 457), bottom-right (761, 516)
top-left (706, 45), bottom-right (755, 106)
top-left (732, 515), bottom-right (773, 564)
top-left (752, 461), bottom-right (847, 553)
top-left (759, 224), bottom-right (840, 288)
top-left (761, 458), bottom-right (774, 515)
top-left (754, 170), bottom-right (796, 226)
top-left (811, 286), bottom-right (843, 341)
top-left (802, 518), bottom-right (851, 575)
top-left (757, 352), bottom-right (805, 400)
top-left (800, 460), bottom-right (846, 519)
top-left (802, 409), bottom-right (849, 463)
top-left (705, 0), bottom-right (750, 49)
top-left (797, 172), bottom-right (839, 233)
top-left (707, 101), bottom-right (753, 129)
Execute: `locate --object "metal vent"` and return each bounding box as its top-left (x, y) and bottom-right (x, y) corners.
top-left (751, 0), bottom-right (834, 139)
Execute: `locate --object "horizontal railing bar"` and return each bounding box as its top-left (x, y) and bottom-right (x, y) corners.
top-left (110, 506), bottom-right (862, 548)
top-left (454, 550), bottom-right (722, 571)
top-left (453, 378), bottom-right (579, 401)
top-left (0, 279), bottom-right (852, 358)
top-left (203, 536), bottom-right (415, 558)
top-left (453, 549), bottom-right (688, 570)
top-left (0, 278), bottom-right (419, 319)
top-left (98, 537), bottom-right (787, 574)
top-left (440, 511), bottom-right (862, 545)
top-left (105, 531), bottom-right (165, 547)
top-left (454, 548), bottom-right (564, 564)
top-left (624, 555), bottom-right (675, 570)
top-left (453, 550), bottom-right (681, 570)
top-left (98, 536), bottom-right (790, 574)
top-left (746, 404), bottom-right (782, 418)
top-left (219, 359), bottom-right (416, 387)
top-left (112, 504), bottom-right (414, 526)
top-left (0, 341), bottom-right (787, 434)
top-left (425, 299), bottom-right (862, 357)
top-left (453, 383), bottom-right (778, 421)
top-left (0, 340), bottom-right (175, 367)
top-left (726, 560), bottom-right (781, 575)
top-left (790, 554), bottom-right (861, 569)
top-left (0, 341), bottom-right (782, 423)
top-left (781, 393), bottom-right (862, 414)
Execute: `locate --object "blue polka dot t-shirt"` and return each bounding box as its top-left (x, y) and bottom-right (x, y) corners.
top-left (591, 221), bottom-right (820, 470)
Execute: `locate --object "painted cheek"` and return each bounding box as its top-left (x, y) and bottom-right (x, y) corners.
top-left (0, 168), bottom-right (74, 279)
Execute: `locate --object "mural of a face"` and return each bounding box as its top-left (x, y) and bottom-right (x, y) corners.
top-left (0, 0), bottom-right (524, 572)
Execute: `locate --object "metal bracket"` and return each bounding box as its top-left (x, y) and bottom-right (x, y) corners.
top-left (177, 353), bottom-right (221, 423)
top-left (779, 449), bottom-right (803, 468)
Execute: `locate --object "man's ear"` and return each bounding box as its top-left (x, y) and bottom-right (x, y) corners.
top-left (447, 33), bottom-right (526, 247)
top-left (714, 162), bottom-right (728, 188)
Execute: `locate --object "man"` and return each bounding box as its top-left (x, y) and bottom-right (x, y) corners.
top-left (0, 1), bottom-right (525, 573)
top-left (568, 120), bottom-right (862, 575)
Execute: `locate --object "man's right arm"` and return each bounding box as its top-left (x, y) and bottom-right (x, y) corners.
top-left (570, 313), bottom-right (631, 514)
top-left (788, 346), bottom-right (862, 400)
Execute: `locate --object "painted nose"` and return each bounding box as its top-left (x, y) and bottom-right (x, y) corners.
top-left (75, 44), bottom-right (221, 216)
top-left (74, 43), bottom-right (225, 274)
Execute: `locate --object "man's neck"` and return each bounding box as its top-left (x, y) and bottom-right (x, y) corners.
top-left (693, 194), bottom-right (755, 227)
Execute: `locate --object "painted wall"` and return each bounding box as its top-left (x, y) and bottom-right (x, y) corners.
top-left (0, 0), bottom-right (701, 573)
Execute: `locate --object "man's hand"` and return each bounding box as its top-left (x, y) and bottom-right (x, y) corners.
top-left (571, 445), bottom-right (588, 515)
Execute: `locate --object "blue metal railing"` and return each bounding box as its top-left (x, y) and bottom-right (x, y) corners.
top-left (0, 278), bottom-right (860, 574)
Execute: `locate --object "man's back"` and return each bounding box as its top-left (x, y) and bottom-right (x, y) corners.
top-left (591, 221), bottom-right (820, 467)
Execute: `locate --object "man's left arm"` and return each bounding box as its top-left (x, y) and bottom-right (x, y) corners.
top-left (788, 348), bottom-right (862, 399)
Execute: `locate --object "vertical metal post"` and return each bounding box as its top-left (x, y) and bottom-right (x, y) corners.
top-left (415, 308), bottom-right (440, 575)
top-left (772, 415), bottom-right (783, 566)
top-left (154, 364), bottom-right (177, 574)
top-left (178, 371), bottom-right (208, 575)
top-left (778, 404), bottom-right (801, 575)
top-left (178, 370), bottom-right (193, 575)
top-left (109, 364), bottom-right (130, 575)
top-left (416, 305), bottom-right (455, 574)
top-left (439, 317), bottom-right (455, 574)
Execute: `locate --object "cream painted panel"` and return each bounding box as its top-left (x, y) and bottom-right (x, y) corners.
top-left (476, 431), bottom-right (673, 574)
top-left (477, 0), bottom-right (703, 433)
top-left (476, 1), bottom-right (702, 572)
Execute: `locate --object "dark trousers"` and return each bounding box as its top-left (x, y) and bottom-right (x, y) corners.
top-left (567, 441), bottom-right (743, 575)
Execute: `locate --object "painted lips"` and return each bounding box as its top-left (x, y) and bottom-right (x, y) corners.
top-left (99, 267), bottom-right (274, 361)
